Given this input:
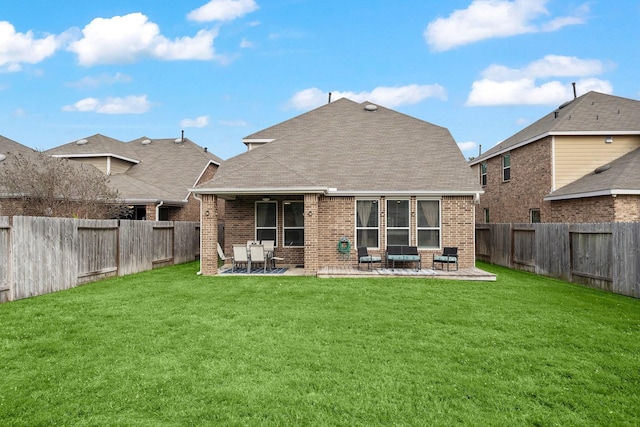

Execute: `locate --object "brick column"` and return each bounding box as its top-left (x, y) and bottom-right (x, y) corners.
top-left (200, 194), bottom-right (219, 275)
top-left (304, 193), bottom-right (319, 275)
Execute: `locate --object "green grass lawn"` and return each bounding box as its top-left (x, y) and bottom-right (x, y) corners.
top-left (1, 262), bottom-right (639, 426)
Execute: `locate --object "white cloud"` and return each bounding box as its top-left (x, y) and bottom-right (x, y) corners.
top-left (240, 38), bottom-right (254, 48)
top-left (67, 13), bottom-right (217, 66)
top-left (466, 55), bottom-right (613, 106)
top-left (425, 0), bottom-right (588, 51)
top-left (63, 95), bottom-right (151, 114)
top-left (482, 55), bottom-right (605, 81)
top-left (288, 85), bottom-right (447, 110)
top-left (180, 116), bottom-right (209, 128)
top-left (457, 141), bottom-right (477, 152)
top-left (0, 21), bottom-right (62, 71)
top-left (187, 0), bottom-right (259, 22)
top-left (66, 72), bottom-right (132, 89)
top-left (467, 78), bottom-right (612, 106)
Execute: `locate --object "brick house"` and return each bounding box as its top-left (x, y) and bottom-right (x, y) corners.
top-left (469, 91), bottom-right (640, 223)
top-left (192, 98), bottom-right (482, 275)
top-left (46, 134), bottom-right (223, 221)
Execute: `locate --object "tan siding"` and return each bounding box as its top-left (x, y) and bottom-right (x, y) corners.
top-left (109, 157), bottom-right (134, 174)
top-left (71, 157), bottom-right (108, 174)
top-left (554, 135), bottom-right (640, 190)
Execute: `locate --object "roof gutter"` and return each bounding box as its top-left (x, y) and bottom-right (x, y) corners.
top-left (544, 189), bottom-right (640, 201)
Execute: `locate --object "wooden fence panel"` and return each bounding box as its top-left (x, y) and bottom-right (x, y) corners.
top-left (152, 222), bottom-right (174, 268)
top-left (119, 220), bottom-right (153, 276)
top-left (612, 222), bottom-right (640, 298)
top-left (0, 216), bottom-right (11, 303)
top-left (77, 219), bottom-right (119, 284)
top-left (569, 224), bottom-right (613, 291)
top-left (512, 225), bottom-right (535, 272)
top-left (12, 216), bottom-right (78, 300)
top-left (491, 224), bottom-right (512, 267)
top-left (475, 225), bottom-right (490, 263)
top-left (174, 222), bottom-right (200, 264)
top-left (536, 223), bottom-right (571, 281)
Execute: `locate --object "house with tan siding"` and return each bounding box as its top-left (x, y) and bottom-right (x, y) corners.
top-left (192, 98), bottom-right (483, 276)
top-left (47, 134), bottom-right (223, 221)
top-left (470, 91), bottom-right (640, 223)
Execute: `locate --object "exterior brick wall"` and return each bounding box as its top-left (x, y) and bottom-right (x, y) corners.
top-left (547, 196), bottom-right (616, 222)
top-left (614, 195), bottom-right (640, 222)
top-left (474, 137), bottom-right (553, 223)
top-left (206, 194), bottom-right (477, 275)
top-left (200, 194), bottom-right (218, 275)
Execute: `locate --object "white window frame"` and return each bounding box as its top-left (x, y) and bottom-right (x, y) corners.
top-left (530, 208), bottom-right (541, 224)
top-left (255, 201), bottom-right (277, 245)
top-left (502, 154), bottom-right (511, 182)
top-left (416, 199), bottom-right (441, 249)
top-left (386, 199), bottom-right (410, 247)
top-left (355, 199), bottom-right (380, 249)
top-left (480, 162), bottom-right (487, 186)
top-left (283, 200), bottom-right (304, 248)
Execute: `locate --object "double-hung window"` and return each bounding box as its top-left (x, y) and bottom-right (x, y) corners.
top-left (283, 201), bottom-right (304, 247)
top-left (386, 199), bottom-right (410, 246)
top-left (480, 162), bottom-right (487, 186)
top-left (356, 200), bottom-right (379, 248)
top-left (416, 199), bottom-right (440, 248)
top-left (503, 154), bottom-right (511, 181)
top-left (256, 201), bottom-right (277, 243)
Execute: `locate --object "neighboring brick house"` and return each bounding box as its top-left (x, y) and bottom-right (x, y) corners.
top-left (470, 91), bottom-right (640, 223)
top-left (192, 98), bottom-right (483, 275)
top-left (47, 134), bottom-right (223, 221)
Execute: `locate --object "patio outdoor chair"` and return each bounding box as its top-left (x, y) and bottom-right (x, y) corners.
top-left (357, 247), bottom-right (382, 270)
top-left (249, 244), bottom-right (268, 273)
top-left (432, 247), bottom-right (458, 271)
top-left (217, 243), bottom-right (230, 265)
top-left (232, 244), bottom-right (249, 272)
top-left (261, 240), bottom-right (285, 269)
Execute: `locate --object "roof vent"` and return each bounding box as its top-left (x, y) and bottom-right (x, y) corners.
top-left (76, 138), bottom-right (88, 145)
top-left (594, 164), bottom-right (611, 174)
top-left (0, 154), bottom-right (6, 162)
top-left (141, 139), bottom-right (151, 145)
top-left (364, 104), bottom-right (378, 112)
top-left (558, 101), bottom-right (571, 109)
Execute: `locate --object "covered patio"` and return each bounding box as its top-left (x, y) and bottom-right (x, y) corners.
top-left (218, 263), bottom-right (496, 281)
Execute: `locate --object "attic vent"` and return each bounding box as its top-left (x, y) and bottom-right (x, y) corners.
top-left (141, 139), bottom-right (151, 145)
top-left (0, 154), bottom-right (6, 162)
top-left (364, 104), bottom-right (378, 112)
top-left (174, 138), bottom-right (182, 143)
top-left (76, 138), bottom-right (88, 145)
top-left (594, 164), bottom-right (611, 174)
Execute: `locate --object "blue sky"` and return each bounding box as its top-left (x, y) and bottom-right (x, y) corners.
top-left (1, 0), bottom-right (639, 160)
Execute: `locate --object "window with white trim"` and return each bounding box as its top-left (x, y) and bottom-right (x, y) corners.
top-left (530, 209), bottom-right (541, 223)
top-left (503, 154), bottom-right (511, 181)
top-left (356, 199), bottom-right (379, 248)
top-left (480, 162), bottom-right (487, 186)
top-left (255, 201), bottom-right (277, 243)
top-left (416, 199), bottom-right (440, 248)
top-left (283, 201), bottom-right (304, 247)
top-left (387, 199), bottom-right (410, 246)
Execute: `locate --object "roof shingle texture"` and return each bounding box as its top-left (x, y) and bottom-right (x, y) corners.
top-left (199, 98), bottom-right (480, 194)
top-left (47, 134), bottom-right (222, 203)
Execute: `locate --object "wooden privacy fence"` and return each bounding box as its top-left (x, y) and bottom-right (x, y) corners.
top-left (476, 223), bottom-right (640, 299)
top-left (0, 216), bottom-right (200, 303)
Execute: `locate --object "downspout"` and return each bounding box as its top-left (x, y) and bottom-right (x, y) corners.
top-left (155, 200), bottom-right (164, 221)
top-left (193, 193), bottom-right (203, 275)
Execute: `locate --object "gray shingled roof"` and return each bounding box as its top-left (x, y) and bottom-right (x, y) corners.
top-left (195, 98), bottom-right (481, 196)
top-left (545, 147), bottom-right (640, 200)
top-left (471, 91), bottom-right (640, 165)
top-left (0, 136), bottom-right (38, 194)
top-left (47, 134), bottom-right (222, 204)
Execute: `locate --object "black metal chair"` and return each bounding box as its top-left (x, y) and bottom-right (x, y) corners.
top-left (432, 247), bottom-right (458, 271)
top-left (357, 247), bottom-right (382, 270)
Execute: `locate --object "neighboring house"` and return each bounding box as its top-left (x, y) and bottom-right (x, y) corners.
top-left (470, 91), bottom-right (640, 224)
top-left (192, 98), bottom-right (483, 275)
top-left (47, 134), bottom-right (223, 221)
top-left (0, 136), bottom-right (38, 217)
